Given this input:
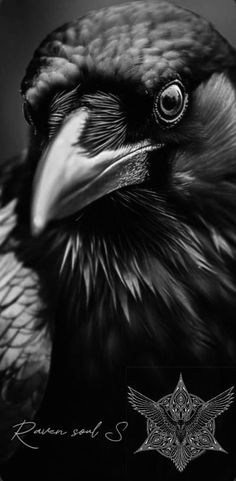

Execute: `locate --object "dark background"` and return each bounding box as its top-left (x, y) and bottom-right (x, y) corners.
top-left (2, 367), bottom-right (236, 481)
top-left (0, 0), bottom-right (236, 162)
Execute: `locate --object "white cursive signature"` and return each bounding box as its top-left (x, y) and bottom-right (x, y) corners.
top-left (11, 420), bottom-right (128, 450)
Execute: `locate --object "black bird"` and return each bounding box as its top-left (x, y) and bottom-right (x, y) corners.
top-left (1, 1), bottom-right (236, 479)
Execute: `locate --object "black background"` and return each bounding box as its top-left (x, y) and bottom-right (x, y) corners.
top-left (1, 367), bottom-right (236, 480)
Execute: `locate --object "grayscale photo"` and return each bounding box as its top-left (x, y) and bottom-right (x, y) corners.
top-left (0, 1), bottom-right (236, 480)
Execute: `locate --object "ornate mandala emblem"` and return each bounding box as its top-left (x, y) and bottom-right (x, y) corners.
top-left (128, 374), bottom-right (234, 472)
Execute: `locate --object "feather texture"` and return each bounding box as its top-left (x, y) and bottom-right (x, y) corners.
top-left (1, 2), bottom-right (236, 479)
top-left (0, 158), bottom-right (52, 462)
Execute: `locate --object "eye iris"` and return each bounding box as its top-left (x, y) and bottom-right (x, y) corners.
top-left (160, 85), bottom-right (183, 117)
top-left (154, 80), bottom-right (188, 127)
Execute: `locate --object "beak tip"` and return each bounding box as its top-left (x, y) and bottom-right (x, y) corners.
top-left (31, 214), bottom-right (46, 237)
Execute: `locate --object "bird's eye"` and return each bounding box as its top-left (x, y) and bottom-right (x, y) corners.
top-left (154, 80), bottom-right (188, 128)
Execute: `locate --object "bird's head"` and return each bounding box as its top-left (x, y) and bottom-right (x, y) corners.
top-left (21, 0), bottom-right (236, 229)
top-left (19, 1), bottom-right (236, 340)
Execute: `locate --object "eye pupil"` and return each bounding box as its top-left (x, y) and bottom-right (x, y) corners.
top-left (161, 87), bottom-right (181, 113)
top-left (154, 80), bottom-right (188, 127)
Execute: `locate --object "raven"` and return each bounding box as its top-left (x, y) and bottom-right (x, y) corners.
top-left (1, 1), bottom-right (236, 479)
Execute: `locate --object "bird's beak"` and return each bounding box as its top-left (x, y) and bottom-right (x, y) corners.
top-left (31, 109), bottom-right (160, 235)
